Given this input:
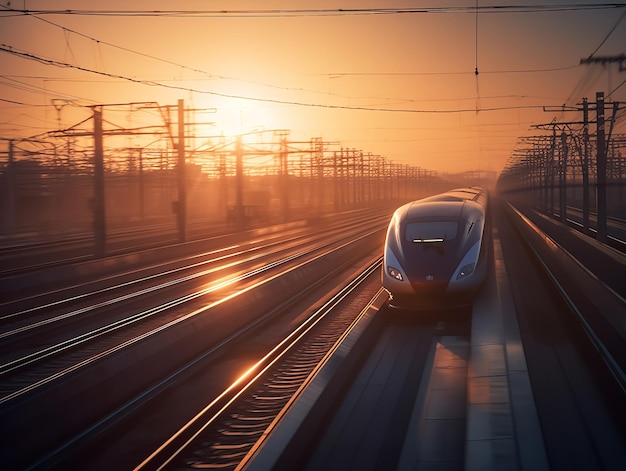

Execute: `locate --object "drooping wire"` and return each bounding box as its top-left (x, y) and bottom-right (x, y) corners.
top-left (475, 0), bottom-right (481, 113)
top-left (1, 5), bottom-right (625, 17)
top-left (475, 0), bottom-right (479, 77)
top-left (587, 8), bottom-right (626, 59)
top-left (567, 7), bottom-right (626, 103)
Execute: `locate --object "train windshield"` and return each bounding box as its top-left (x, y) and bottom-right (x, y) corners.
top-left (405, 221), bottom-right (458, 243)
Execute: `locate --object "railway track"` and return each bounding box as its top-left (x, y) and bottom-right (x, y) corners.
top-left (0, 221), bottom-right (380, 399)
top-left (0, 221), bottom-right (183, 276)
top-left (3, 199), bottom-right (624, 471)
top-left (539, 205), bottom-right (626, 253)
top-left (0, 212), bottom-right (388, 470)
top-left (0, 208), bottom-right (387, 278)
top-left (134, 261), bottom-right (384, 471)
top-left (233, 197), bottom-right (626, 471)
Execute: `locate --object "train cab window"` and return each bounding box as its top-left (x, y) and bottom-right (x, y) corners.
top-left (405, 221), bottom-right (458, 243)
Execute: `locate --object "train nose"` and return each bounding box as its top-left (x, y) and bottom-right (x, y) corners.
top-left (410, 280), bottom-right (448, 302)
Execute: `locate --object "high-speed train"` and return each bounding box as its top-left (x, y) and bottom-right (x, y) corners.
top-left (382, 186), bottom-right (489, 310)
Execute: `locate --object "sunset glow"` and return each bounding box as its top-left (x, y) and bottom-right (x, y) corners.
top-left (1, 1), bottom-right (625, 175)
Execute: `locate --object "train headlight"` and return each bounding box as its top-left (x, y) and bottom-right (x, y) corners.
top-left (456, 262), bottom-right (475, 279)
top-left (387, 266), bottom-right (403, 281)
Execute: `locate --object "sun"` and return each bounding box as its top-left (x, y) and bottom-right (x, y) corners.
top-left (210, 96), bottom-right (277, 138)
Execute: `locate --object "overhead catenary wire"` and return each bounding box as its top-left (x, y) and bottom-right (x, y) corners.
top-left (0, 4), bottom-right (407, 103)
top-left (609, 77), bottom-right (626, 97)
top-left (587, 7), bottom-right (626, 58)
top-left (1, 1), bottom-right (624, 174)
top-left (566, 5), bottom-right (626, 103)
top-left (0, 0), bottom-right (581, 118)
top-left (475, 0), bottom-right (481, 113)
top-left (475, 0), bottom-right (480, 77)
top-left (0, 1), bottom-right (606, 116)
top-left (1, 4), bottom-right (626, 17)
top-left (0, 43), bottom-right (548, 115)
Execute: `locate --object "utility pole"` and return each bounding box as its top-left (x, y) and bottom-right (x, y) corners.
top-left (536, 106), bottom-right (589, 222)
top-left (596, 91), bottom-right (607, 242)
top-left (527, 92), bottom-right (624, 240)
top-left (548, 128), bottom-right (556, 215)
top-left (176, 99), bottom-right (187, 243)
top-left (580, 53), bottom-right (625, 241)
top-left (311, 137), bottom-right (324, 213)
top-left (93, 106), bottom-right (106, 257)
top-left (235, 135), bottom-right (245, 229)
top-left (582, 98), bottom-right (590, 232)
top-left (333, 150), bottom-right (339, 211)
top-left (3, 140), bottom-right (15, 235)
top-left (278, 132), bottom-right (289, 221)
top-left (559, 131), bottom-right (568, 222)
top-left (137, 147), bottom-right (145, 220)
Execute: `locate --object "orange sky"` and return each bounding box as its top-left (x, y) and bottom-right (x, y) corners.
top-left (1, 1), bottom-right (625, 175)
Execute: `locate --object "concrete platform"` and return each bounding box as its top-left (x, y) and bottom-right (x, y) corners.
top-left (464, 232), bottom-right (549, 471)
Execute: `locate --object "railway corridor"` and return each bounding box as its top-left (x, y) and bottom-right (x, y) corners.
top-left (1, 198), bottom-right (624, 471)
top-left (242, 197), bottom-right (626, 471)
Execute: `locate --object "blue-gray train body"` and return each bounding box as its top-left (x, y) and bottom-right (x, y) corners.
top-left (382, 187), bottom-right (489, 310)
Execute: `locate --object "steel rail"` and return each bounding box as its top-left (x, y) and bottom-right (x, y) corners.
top-left (0, 210), bottom-right (388, 312)
top-left (0, 223), bottom-right (182, 276)
top-left (0, 242), bottom-right (240, 323)
top-left (0, 225), bottom-right (382, 405)
top-left (0, 208), bottom-right (388, 276)
top-left (559, 205), bottom-right (626, 251)
top-left (134, 260), bottom-right (383, 471)
top-left (1, 212), bottom-right (386, 322)
top-left (508, 204), bottom-right (626, 394)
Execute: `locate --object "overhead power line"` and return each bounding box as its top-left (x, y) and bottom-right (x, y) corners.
top-left (311, 65), bottom-right (579, 76)
top-left (0, 1), bottom-right (592, 112)
top-left (0, 97), bottom-right (31, 105)
top-left (0, 43), bottom-right (548, 115)
top-left (0, 4), bottom-right (362, 101)
top-left (586, 7), bottom-right (626, 58)
top-left (1, 4), bottom-right (625, 17)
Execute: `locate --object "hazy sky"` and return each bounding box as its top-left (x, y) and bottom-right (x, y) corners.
top-left (1, 1), bottom-right (625, 175)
